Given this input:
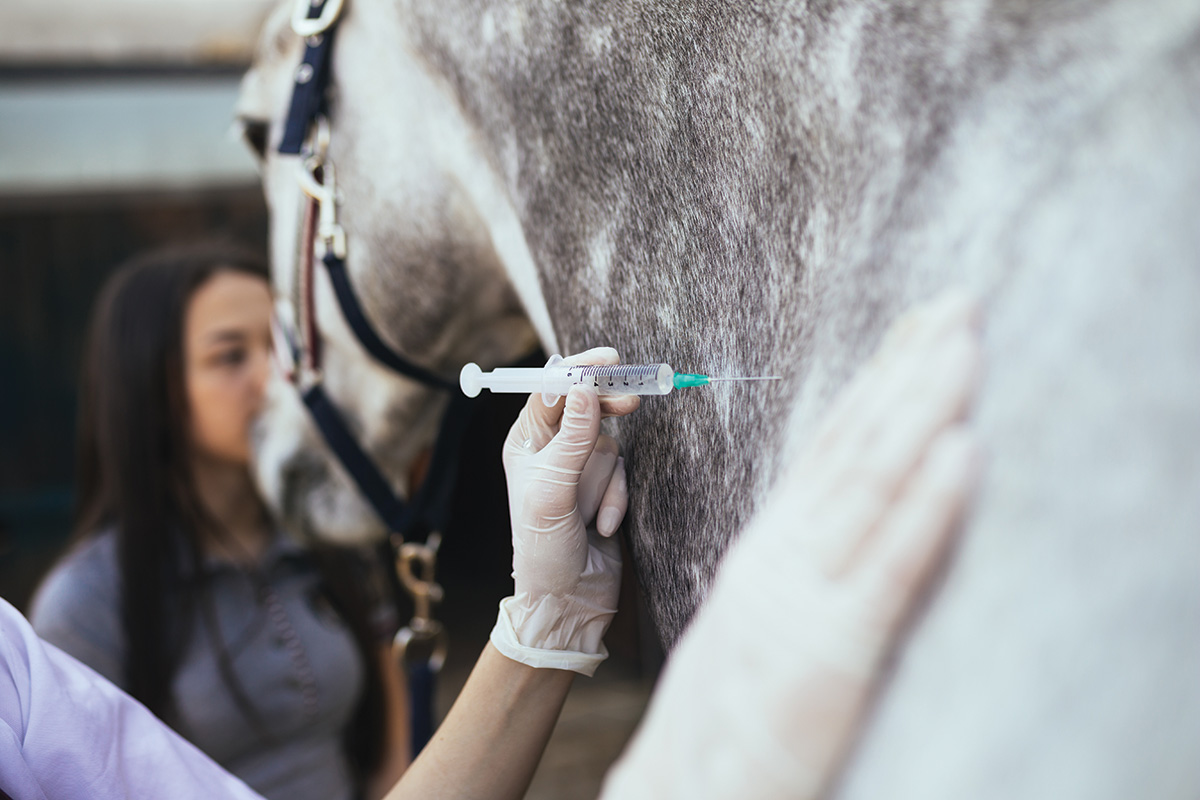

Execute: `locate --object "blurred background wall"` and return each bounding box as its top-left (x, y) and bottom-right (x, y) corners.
top-left (0, 0), bottom-right (278, 609)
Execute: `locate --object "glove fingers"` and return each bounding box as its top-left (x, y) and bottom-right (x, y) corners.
top-left (806, 290), bottom-right (980, 467)
top-left (841, 326), bottom-right (980, 476)
top-left (578, 435), bottom-right (620, 523)
top-left (599, 393), bottom-right (641, 419)
top-left (858, 427), bottom-right (982, 633)
top-left (563, 346), bottom-right (621, 367)
top-left (596, 457), bottom-right (627, 537)
top-left (540, 385), bottom-right (603, 478)
top-left (802, 310), bottom-right (981, 524)
top-left (505, 391), bottom-right (563, 462)
top-left (804, 330), bottom-right (981, 574)
top-left (503, 349), bottom-right (621, 460)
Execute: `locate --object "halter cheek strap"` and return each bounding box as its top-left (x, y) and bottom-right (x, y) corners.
top-left (322, 254), bottom-right (456, 391)
top-left (279, 1), bottom-right (339, 156)
top-left (278, 0), bottom-right (463, 539)
top-left (277, 0), bottom-right (473, 759)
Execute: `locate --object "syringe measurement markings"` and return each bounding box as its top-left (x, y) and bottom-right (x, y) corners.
top-left (568, 364), bottom-right (657, 388)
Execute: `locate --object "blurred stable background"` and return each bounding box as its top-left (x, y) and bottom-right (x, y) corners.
top-left (0, 3), bottom-right (653, 796)
top-left (1, 0), bottom-right (278, 608)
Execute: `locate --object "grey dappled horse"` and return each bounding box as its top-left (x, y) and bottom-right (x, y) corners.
top-left (239, 1), bottom-right (1200, 796)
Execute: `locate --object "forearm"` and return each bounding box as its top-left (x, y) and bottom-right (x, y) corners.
top-left (383, 643), bottom-right (574, 800)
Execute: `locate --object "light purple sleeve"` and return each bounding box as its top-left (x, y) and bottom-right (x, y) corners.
top-left (0, 598), bottom-right (267, 800)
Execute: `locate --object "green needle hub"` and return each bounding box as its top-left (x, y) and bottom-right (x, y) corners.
top-left (673, 373), bottom-right (711, 389)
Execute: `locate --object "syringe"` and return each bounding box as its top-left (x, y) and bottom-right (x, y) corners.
top-left (459, 355), bottom-right (781, 405)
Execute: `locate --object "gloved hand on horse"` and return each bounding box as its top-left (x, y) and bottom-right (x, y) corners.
top-left (491, 347), bottom-right (639, 676)
top-left (602, 289), bottom-right (985, 798)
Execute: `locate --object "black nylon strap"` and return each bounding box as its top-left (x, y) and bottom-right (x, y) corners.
top-left (302, 382), bottom-right (478, 541)
top-left (302, 384), bottom-right (411, 533)
top-left (278, 3), bottom-right (337, 155)
top-left (403, 392), bottom-right (477, 538)
top-left (322, 253), bottom-right (457, 391)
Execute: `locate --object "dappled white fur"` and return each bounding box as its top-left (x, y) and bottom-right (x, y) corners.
top-left (240, 0), bottom-right (1200, 796)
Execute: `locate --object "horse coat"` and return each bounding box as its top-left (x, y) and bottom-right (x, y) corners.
top-left (239, 0), bottom-right (1200, 796)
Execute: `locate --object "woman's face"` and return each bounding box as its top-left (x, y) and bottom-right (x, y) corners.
top-left (183, 270), bottom-right (273, 467)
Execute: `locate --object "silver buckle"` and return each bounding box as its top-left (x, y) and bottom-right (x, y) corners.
top-left (290, 0), bottom-right (345, 38)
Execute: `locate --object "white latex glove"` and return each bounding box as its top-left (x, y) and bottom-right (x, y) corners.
top-left (490, 347), bottom-right (640, 676)
top-left (602, 289), bottom-right (985, 798)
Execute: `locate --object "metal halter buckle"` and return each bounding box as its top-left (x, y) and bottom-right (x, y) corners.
top-left (290, 0), bottom-right (345, 38)
top-left (296, 118), bottom-right (347, 261)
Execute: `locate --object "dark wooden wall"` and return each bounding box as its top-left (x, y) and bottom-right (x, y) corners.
top-left (0, 187), bottom-right (270, 609)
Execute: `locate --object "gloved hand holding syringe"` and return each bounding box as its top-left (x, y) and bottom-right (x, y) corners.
top-left (460, 355), bottom-right (781, 405)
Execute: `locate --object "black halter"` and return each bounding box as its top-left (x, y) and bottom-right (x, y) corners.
top-left (275, 0), bottom-right (473, 757)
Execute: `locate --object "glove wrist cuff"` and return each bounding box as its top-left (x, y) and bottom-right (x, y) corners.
top-left (490, 596), bottom-right (609, 676)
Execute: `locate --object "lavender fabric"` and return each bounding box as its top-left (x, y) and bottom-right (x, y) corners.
top-left (29, 530), bottom-right (365, 800)
top-left (0, 597), bottom-right (266, 800)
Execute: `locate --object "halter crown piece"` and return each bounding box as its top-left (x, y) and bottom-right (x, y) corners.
top-left (275, 0), bottom-right (475, 758)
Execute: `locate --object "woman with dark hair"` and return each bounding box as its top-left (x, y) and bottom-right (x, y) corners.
top-left (28, 242), bottom-right (409, 800)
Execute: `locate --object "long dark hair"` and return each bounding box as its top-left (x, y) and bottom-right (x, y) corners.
top-left (69, 240), bottom-right (386, 783)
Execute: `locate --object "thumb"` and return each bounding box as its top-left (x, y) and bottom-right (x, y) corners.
top-left (540, 384), bottom-right (602, 479)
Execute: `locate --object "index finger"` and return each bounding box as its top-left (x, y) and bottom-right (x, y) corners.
top-left (561, 347), bottom-right (621, 367)
top-left (559, 348), bottom-right (641, 420)
top-left (511, 347), bottom-right (624, 451)
top-left (535, 346), bottom-right (629, 416)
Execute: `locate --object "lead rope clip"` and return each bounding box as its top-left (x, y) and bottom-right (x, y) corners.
top-left (392, 533), bottom-right (448, 673)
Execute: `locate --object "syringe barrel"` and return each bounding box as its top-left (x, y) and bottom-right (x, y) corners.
top-left (542, 363), bottom-right (674, 396)
top-left (459, 360), bottom-right (675, 399)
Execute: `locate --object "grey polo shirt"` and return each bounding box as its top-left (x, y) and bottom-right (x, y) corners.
top-left (30, 529), bottom-right (365, 800)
